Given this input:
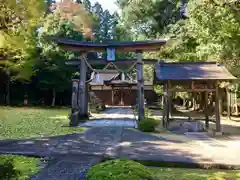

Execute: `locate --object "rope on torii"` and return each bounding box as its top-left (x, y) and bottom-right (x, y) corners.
top-left (81, 56), bottom-right (141, 83)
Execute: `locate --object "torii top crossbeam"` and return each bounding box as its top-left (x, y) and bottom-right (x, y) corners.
top-left (53, 39), bottom-right (167, 52)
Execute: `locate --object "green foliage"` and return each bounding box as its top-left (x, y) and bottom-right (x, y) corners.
top-left (117, 0), bottom-right (183, 37)
top-left (0, 0), bottom-right (45, 80)
top-left (144, 108), bottom-right (152, 117)
top-left (154, 85), bottom-right (163, 96)
top-left (138, 117), bottom-right (159, 132)
top-left (186, 0), bottom-right (240, 77)
top-left (87, 159), bottom-right (155, 180)
top-left (0, 155), bottom-right (39, 180)
top-left (118, 0), bottom-right (240, 81)
top-left (36, 10), bottom-right (80, 94)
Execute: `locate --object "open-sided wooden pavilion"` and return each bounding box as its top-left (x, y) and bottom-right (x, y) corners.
top-left (53, 38), bottom-right (167, 126)
top-left (154, 61), bottom-right (237, 133)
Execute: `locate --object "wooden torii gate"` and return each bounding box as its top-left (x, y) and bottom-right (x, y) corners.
top-left (54, 39), bottom-right (167, 126)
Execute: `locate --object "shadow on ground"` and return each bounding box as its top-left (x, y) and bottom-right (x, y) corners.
top-left (118, 128), bottom-right (240, 168)
top-left (0, 127), bottom-right (123, 158)
top-left (119, 129), bottom-right (206, 164)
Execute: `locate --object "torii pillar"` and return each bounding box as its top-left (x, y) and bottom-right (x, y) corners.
top-left (78, 53), bottom-right (89, 121)
top-left (136, 50), bottom-right (145, 121)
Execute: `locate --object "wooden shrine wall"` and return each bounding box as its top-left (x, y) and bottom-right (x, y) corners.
top-left (92, 89), bottom-right (157, 106)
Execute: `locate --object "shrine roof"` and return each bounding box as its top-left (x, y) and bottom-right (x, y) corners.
top-left (53, 38), bottom-right (167, 52)
top-left (90, 72), bottom-right (117, 85)
top-left (155, 62), bottom-right (237, 81)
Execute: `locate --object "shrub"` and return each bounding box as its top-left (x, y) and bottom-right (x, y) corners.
top-left (138, 118), bottom-right (159, 132)
top-left (144, 108), bottom-right (152, 117)
top-left (0, 159), bottom-right (20, 180)
top-left (87, 159), bottom-right (155, 180)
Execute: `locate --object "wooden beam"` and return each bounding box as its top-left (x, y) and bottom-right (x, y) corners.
top-left (215, 86), bottom-right (221, 132)
top-left (55, 39), bottom-right (167, 53)
top-left (94, 69), bottom-right (119, 73)
top-left (65, 59), bottom-right (158, 66)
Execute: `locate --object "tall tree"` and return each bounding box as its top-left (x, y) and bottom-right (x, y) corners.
top-left (117, 0), bottom-right (183, 37)
top-left (91, 2), bottom-right (104, 42)
top-left (82, 0), bottom-right (91, 12)
top-left (37, 10), bottom-right (85, 106)
top-left (55, 0), bottom-right (93, 37)
top-left (0, 0), bottom-right (45, 104)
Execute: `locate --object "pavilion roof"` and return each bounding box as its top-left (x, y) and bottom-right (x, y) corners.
top-left (53, 38), bottom-right (167, 52)
top-left (155, 62), bottom-right (237, 81)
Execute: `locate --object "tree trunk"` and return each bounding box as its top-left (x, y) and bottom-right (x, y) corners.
top-left (51, 88), bottom-right (56, 107)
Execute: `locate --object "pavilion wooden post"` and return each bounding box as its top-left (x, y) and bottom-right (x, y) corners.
top-left (192, 92), bottom-right (197, 110)
top-left (165, 83), bottom-right (170, 127)
top-left (111, 90), bottom-right (114, 105)
top-left (136, 50), bottom-right (145, 121)
top-left (235, 84), bottom-right (239, 115)
top-left (168, 81), bottom-right (172, 118)
top-left (204, 91), bottom-right (209, 129)
top-left (215, 86), bottom-right (221, 132)
top-left (227, 88), bottom-right (231, 120)
top-left (219, 89), bottom-right (223, 115)
top-left (78, 53), bottom-right (88, 121)
top-left (162, 84), bottom-right (167, 128)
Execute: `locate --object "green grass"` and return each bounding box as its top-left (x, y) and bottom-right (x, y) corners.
top-left (0, 107), bottom-right (87, 179)
top-left (0, 155), bottom-right (40, 180)
top-left (151, 167), bottom-right (240, 180)
top-left (0, 106), bottom-right (86, 139)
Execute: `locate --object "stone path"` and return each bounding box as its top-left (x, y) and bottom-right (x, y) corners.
top-left (119, 128), bottom-right (240, 167)
top-left (30, 155), bottom-right (103, 180)
top-left (1, 107), bottom-right (240, 180)
top-left (28, 127), bottom-right (122, 180)
top-left (0, 108), bottom-right (134, 179)
top-left (81, 108), bottom-right (137, 128)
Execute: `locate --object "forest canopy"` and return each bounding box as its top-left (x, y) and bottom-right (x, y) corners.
top-left (0, 0), bottom-right (239, 106)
